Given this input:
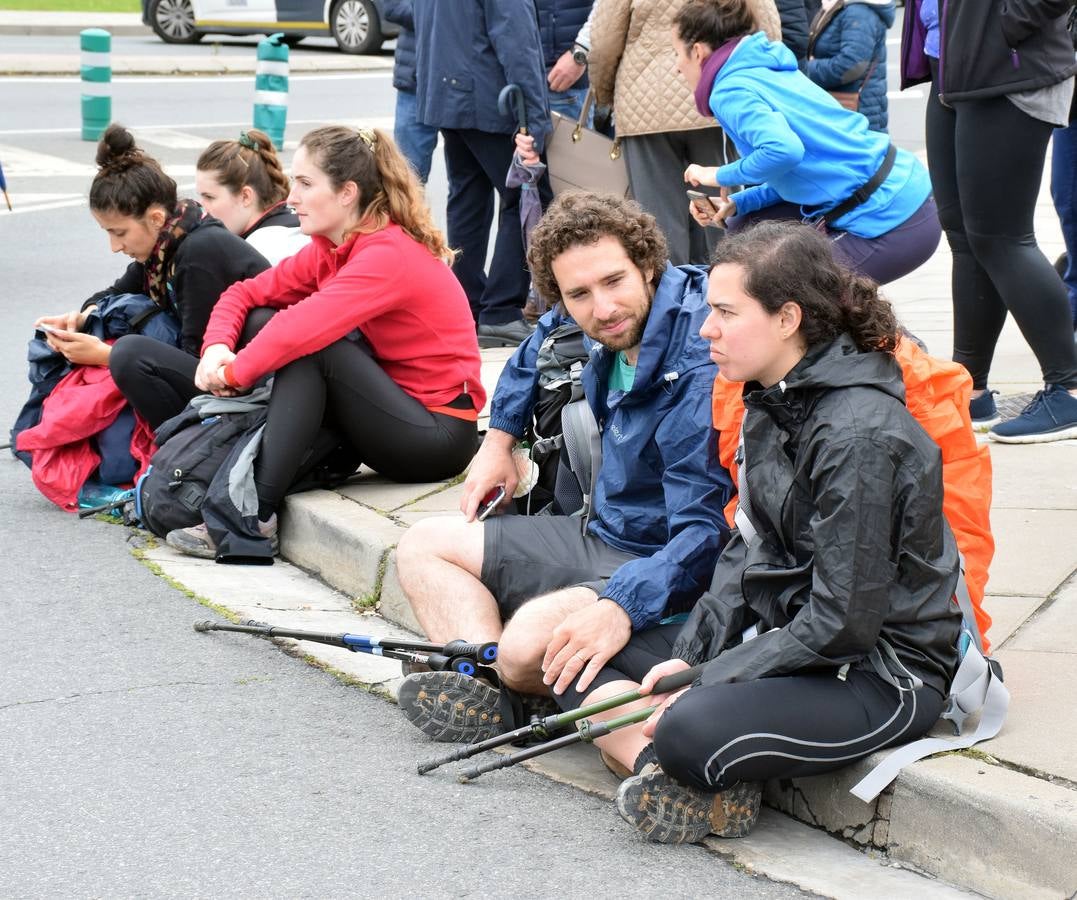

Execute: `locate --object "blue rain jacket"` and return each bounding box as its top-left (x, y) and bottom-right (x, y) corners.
top-left (488, 264), bottom-right (733, 629)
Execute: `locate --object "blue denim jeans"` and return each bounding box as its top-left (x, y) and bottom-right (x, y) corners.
top-left (1051, 121), bottom-right (1077, 326)
top-left (394, 89), bottom-right (438, 183)
top-left (548, 84), bottom-right (592, 126)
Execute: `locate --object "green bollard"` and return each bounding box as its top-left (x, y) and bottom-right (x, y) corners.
top-left (253, 33), bottom-right (289, 150)
top-left (80, 28), bottom-right (111, 142)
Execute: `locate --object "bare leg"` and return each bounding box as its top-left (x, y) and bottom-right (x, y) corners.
top-left (395, 517), bottom-right (502, 644)
top-left (575, 680), bottom-right (652, 774)
top-left (497, 586), bottom-right (596, 694)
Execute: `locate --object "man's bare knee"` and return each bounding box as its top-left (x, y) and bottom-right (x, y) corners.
top-left (397, 516), bottom-right (484, 579)
top-left (498, 587), bottom-right (595, 690)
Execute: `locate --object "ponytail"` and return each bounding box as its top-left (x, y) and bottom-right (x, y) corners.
top-left (299, 126), bottom-right (454, 263)
top-left (196, 129), bottom-right (289, 209)
top-left (709, 221), bottom-right (898, 353)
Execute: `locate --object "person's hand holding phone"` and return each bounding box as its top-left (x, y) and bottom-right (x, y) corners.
top-left (687, 187), bottom-right (736, 229)
top-left (477, 485), bottom-right (507, 522)
top-left (460, 429), bottom-right (520, 521)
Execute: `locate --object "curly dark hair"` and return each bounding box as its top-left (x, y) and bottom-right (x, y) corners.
top-left (527, 192), bottom-right (669, 307)
top-left (710, 221), bottom-right (899, 353)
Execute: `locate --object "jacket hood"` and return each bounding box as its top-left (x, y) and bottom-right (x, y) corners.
top-left (845, 0), bottom-right (895, 27)
top-left (720, 30), bottom-right (800, 80)
top-left (242, 202), bottom-right (300, 237)
top-left (590, 263), bottom-right (712, 393)
top-left (748, 334), bottom-right (905, 415)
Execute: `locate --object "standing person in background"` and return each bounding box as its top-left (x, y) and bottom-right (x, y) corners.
top-left (413, 0), bottom-right (552, 349)
top-left (383, 0), bottom-right (438, 183)
top-left (589, 0), bottom-right (744, 266)
top-left (808, 0), bottom-right (895, 133)
top-left (195, 130), bottom-right (309, 265)
top-left (774, 0), bottom-right (810, 70)
top-left (537, 0), bottom-right (595, 123)
top-left (902, 0), bottom-right (1077, 442)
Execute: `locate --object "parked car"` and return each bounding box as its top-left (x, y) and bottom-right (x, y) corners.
top-left (142, 0), bottom-right (399, 54)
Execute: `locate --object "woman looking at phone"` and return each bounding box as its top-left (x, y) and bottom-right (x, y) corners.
top-left (164, 126), bottom-right (486, 559)
top-left (674, 0), bottom-right (940, 285)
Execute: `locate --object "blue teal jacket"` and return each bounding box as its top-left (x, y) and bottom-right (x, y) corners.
top-left (808, 0), bottom-right (895, 133)
top-left (412, 0), bottom-right (552, 150)
top-left (710, 32), bottom-right (930, 238)
top-left (489, 265), bottom-right (733, 629)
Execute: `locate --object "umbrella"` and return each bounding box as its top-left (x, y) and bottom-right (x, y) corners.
top-left (499, 83), bottom-right (548, 312)
top-left (0, 158), bottom-right (10, 211)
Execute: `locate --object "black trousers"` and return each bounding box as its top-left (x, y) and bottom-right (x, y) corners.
top-left (925, 66), bottom-right (1077, 390)
top-left (253, 335), bottom-right (478, 518)
top-left (559, 624), bottom-right (944, 794)
top-left (441, 127), bottom-right (552, 326)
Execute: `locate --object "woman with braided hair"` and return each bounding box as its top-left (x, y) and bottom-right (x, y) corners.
top-left (164, 126), bottom-right (485, 559)
top-left (196, 129), bottom-right (309, 265)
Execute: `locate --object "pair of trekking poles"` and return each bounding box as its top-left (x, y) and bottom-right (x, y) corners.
top-left (194, 619), bottom-right (703, 782)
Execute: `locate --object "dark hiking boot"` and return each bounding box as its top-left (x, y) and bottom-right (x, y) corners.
top-left (397, 670), bottom-right (504, 743)
top-left (477, 319), bottom-right (535, 349)
top-left (616, 764), bottom-right (763, 844)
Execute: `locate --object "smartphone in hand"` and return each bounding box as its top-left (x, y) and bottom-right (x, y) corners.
top-left (686, 189), bottom-right (720, 214)
top-left (477, 485), bottom-right (507, 522)
top-left (38, 323), bottom-right (72, 337)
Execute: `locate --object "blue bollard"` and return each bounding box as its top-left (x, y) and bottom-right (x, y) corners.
top-left (80, 28), bottom-right (111, 142)
top-left (253, 33), bottom-right (289, 151)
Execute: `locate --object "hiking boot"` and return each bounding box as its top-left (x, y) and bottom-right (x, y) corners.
top-left (397, 670), bottom-right (504, 743)
top-left (616, 764), bottom-right (763, 844)
top-left (988, 384), bottom-right (1077, 444)
top-left (968, 389), bottom-right (1000, 431)
top-left (477, 318), bottom-right (535, 349)
top-left (165, 514), bottom-right (279, 559)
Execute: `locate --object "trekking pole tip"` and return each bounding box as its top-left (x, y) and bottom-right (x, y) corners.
top-left (192, 620), bottom-right (214, 632)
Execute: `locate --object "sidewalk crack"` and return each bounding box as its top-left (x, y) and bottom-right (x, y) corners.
top-left (0, 680), bottom-right (215, 710)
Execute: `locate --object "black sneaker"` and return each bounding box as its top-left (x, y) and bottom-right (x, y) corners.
top-left (616, 764), bottom-right (763, 844)
top-left (397, 670), bottom-right (504, 743)
top-left (477, 319), bottom-right (535, 349)
top-left (969, 389), bottom-right (1000, 431)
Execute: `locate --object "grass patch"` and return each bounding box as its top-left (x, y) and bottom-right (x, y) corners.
top-left (0, 0), bottom-right (140, 11)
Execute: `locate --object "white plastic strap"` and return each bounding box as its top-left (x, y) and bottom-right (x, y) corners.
top-left (849, 644), bottom-right (1009, 802)
top-left (733, 422), bottom-right (759, 546)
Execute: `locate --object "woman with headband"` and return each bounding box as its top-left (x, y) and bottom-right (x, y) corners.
top-left (165, 126), bottom-right (486, 559)
top-left (195, 129), bottom-right (309, 265)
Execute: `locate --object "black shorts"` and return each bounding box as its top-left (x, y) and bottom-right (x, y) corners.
top-left (480, 514), bottom-right (642, 619)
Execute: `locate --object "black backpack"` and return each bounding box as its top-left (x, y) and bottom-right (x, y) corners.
top-left (134, 403), bottom-right (268, 538)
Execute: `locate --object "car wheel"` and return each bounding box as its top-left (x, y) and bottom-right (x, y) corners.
top-left (149, 0), bottom-right (203, 44)
top-left (330, 0), bottom-right (382, 54)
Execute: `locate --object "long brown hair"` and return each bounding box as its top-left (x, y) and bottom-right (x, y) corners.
top-left (196, 129), bottom-right (289, 209)
top-left (710, 221), bottom-right (899, 353)
top-left (298, 126), bottom-right (453, 263)
top-left (89, 123), bottom-right (177, 217)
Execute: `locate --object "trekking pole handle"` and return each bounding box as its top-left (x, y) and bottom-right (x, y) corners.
top-left (649, 663), bottom-right (704, 697)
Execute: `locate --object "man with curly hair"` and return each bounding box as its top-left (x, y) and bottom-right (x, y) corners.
top-left (395, 192), bottom-right (733, 741)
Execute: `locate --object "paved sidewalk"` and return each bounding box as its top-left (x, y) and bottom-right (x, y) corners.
top-left (0, 11), bottom-right (393, 74)
top-left (141, 180), bottom-right (1077, 899)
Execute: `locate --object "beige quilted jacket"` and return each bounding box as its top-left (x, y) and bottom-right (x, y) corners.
top-left (588, 0), bottom-right (781, 138)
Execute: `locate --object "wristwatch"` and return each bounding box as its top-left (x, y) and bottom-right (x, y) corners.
top-left (572, 43), bottom-right (589, 67)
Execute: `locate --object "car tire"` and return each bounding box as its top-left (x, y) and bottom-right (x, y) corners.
top-left (330, 0), bottom-right (383, 54)
top-left (148, 0), bottom-right (203, 44)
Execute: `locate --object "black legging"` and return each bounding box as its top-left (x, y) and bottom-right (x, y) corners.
top-left (558, 624), bottom-right (944, 793)
top-left (253, 335), bottom-right (478, 519)
top-left (109, 310), bottom-right (273, 430)
top-left (926, 65), bottom-right (1077, 390)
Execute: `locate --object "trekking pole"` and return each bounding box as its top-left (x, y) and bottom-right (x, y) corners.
top-left (458, 704), bottom-right (659, 783)
top-left (77, 494), bottom-right (131, 519)
top-left (417, 663), bottom-right (703, 776)
top-left (193, 620), bottom-right (498, 673)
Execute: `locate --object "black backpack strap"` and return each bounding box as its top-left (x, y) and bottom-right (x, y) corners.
top-left (822, 143), bottom-right (897, 226)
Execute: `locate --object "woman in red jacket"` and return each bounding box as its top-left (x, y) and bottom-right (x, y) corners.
top-left (167, 126), bottom-right (486, 558)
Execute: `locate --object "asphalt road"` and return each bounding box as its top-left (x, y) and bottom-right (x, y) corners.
top-left (0, 72), bottom-right (813, 898)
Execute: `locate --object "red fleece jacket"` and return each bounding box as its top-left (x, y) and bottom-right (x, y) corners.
top-left (202, 224), bottom-right (486, 414)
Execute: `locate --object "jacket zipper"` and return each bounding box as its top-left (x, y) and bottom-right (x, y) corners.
top-left (938, 0), bottom-right (948, 98)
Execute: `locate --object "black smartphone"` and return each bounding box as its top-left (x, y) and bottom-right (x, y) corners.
top-left (477, 485), bottom-right (507, 522)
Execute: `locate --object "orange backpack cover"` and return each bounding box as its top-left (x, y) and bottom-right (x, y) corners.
top-left (711, 337), bottom-right (995, 652)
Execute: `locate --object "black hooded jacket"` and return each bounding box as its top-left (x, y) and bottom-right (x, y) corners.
top-left (671, 335), bottom-right (962, 696)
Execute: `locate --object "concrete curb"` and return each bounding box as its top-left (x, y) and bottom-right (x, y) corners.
top-left (277, 487), bottom-right (1077, 899)
top-left (0, 22), bottom-right (150, 36)
top-left (0, 54), bottom-right (393, 77)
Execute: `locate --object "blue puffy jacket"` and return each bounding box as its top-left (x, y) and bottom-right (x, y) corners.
top-left (709, 32), bottom-right (931, 238)
top-left (488, 264), bottom-right (734, 629)
top-left (808, 0), bottom-right (895, 133)
top-left (412, 0), bottom-right (552, 150)
top-left (535, 0), bottom-right (592, 89)
top-left (382, 0), bottom-right (417, 93)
